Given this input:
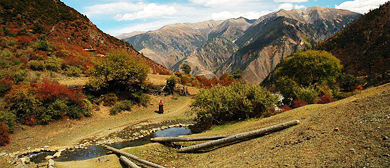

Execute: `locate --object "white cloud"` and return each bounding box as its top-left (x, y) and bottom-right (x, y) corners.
top-left (189, 0), bottom-right (249, 7)
top-left (211, 11), bottom-right (271, 20)
top-left (84, 0), bottom-right (278, 35)
top-left (108, 20), bottom-right (179, 35)
top-left (115, 3), bottom-right (177, 21)
top-left (85, 1), bottom-right (144, 17)
top-left (294, 5), bottom-right (306, 9)
top-left (335, 0), bottom-right (388, 14)
top-left (274, 0), bottom-right (308, 2)
top-left (277, 3), bottom-right (306, 11)
top-left (278, 3), bottom-right (294, 10)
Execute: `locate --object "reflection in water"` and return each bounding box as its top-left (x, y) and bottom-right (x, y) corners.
top-left (28, 127), bottom-right (191, 163)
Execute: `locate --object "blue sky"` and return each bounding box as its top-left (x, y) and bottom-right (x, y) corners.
top-left (61, 0), bottom-right (388, 36)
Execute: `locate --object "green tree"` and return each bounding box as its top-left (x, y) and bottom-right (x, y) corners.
top-left (232, 70), bottom-right (242, 79)
top-left (275, 50), bottom-right (342, 100)
top-left (88, 50), bottom-right (150, 91)
top-left (181, 64), bottom-right (191, 74)
top-left (164, 76), bottom-right (178, 94)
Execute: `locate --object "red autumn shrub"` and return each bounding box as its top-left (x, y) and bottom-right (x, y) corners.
top-left (18, 56), bottom-right (28, 64)
top-left (191, 80), bottom-right (198, 86)
top-left (210, 77), bottom-right (219, 86)
top-left (180, 76), bottom-right (191, 85)
top-left (16, 36), bottom-right (33, 46)
top-left (354, 85), bottom-right (363, 90)
top-left (292, 99), bottom-right (308, 108)
top-left (63, 56), bottom-right (83, 67)
top-left (28, 51), bottom-right (47, 60)
top-left (174, 71), bottom-right (183, 77)
top-left (195, 76), bottom-right (211, 88)
top-left (0, 78), bottom-right (13, 95)
top-left (158, 69), bottom-right (171, 75)
top-left (0, 124), bottom-right (10, 146)
top-left (33, 79), bottom-right (83, 102)
top-left (281, 105), bottom-right (292, 112)
top-left (83, 60), bottom-right (93, 72)
top-left (219, 74), bottom-right (234, 86)
top-left (315, 94), bottom-right (335, 104)
top-left (24, 117), bottom-right (37, 126)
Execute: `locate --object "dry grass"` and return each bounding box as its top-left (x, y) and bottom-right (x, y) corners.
top-left (147, 74), bottom-right (171, 85)
top-left (0, 156), bottom-right (13, 168)
top-left (116, 83), bottom-right (390, 167)
top-left (58, 77), bottom-right (89, 86)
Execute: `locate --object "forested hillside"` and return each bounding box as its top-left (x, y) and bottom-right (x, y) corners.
top-left (0, 0), bottom-right (169, 74)
top-left (317, 2), bottom-right (390, 86)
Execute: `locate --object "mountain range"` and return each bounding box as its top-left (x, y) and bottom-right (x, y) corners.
top-left (120, 7), bottom-right (361, 83)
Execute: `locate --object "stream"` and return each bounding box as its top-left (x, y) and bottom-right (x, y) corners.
top-left (27, 127), bottom-right (192, 163)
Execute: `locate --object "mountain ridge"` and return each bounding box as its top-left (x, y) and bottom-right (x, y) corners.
top-left (122, 7), bottom-right (361, 82)
top-left (216, 7), bottom-right (361, 83)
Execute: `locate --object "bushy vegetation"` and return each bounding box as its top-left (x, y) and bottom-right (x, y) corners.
top-left (274, 50), bottom-right (343, 106)
top-left (174, 72), bottom-right (236, 88)
top-left (0, 48), bottom-right (22, 69)
top-left (164, 76), bottom-right (179, 94)
top-left (0, 0), bottom-right (172, 146)
top-left (180, 64), bottom-right (191, 74)
top-left (0, 70), bottom-right (28, 96)
top-left (130, 92), bottom-right (150, 107)
top-left (103, 93), bottom-right (118, 106)
top-left (45, 56), bottom-right (63, 72)
top-left (0, 124), bottom-right (9, 146)
top-left (4, 80), bottom-right (91, 125)
top-left (33, 38), bottom-right (51, 51)
top-left (295, 87), bottom-right (319, 104)
top-left (191, 83), bottom-right (278, 127)
top-left (87, 50), bottom-right (150, 92)
top-left (65, 66), bottom-right (83, 77)
top-left (28, 60), bottom-right (45, 71)
top-left (339, 73), bottom-right (364, 92)
top-left (0, 110), bottom-right (16, 133)
top-left (110, 100), bottom-right (132, 115)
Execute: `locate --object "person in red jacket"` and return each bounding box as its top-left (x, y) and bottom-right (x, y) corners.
top-left (158, 100), bottom-right (164, 114)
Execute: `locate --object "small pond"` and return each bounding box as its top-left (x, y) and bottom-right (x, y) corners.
top-left (27, 127), bottom-right (191, 163)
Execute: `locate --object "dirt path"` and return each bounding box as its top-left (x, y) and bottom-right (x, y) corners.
top-left (0, 95), bottom-right (194, 154)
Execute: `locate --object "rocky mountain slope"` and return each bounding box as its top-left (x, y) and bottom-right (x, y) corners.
top-left (116, 31), bottom-right (146, 40)
top-left (123, 20), bottom-right (224, 68)
top-left (217, 7), bottom-right (361, 83)
top-left (123, 7), bottom-right (360, 82)
top-left (0, 0), bottom-right (169, 74)
top-left (317, 2), bottom-right (390, 86)
top-left (171, 18), bottom-right (255, 77)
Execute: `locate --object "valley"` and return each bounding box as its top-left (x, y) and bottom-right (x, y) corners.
top-left (1, 0), bottom-right (389, 168)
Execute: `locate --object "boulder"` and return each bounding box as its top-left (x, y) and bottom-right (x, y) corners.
top-left (97, 156), bottom-right (110, 163)
top-left (20, 156), bottom-right (30, 164)
top-left (53, 151), bottom-right (61, 158)
top-left (47, 159), bottom-right (55, 168)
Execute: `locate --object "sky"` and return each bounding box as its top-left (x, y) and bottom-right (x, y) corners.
top-left (60, 0), bottom-right (389, 36)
